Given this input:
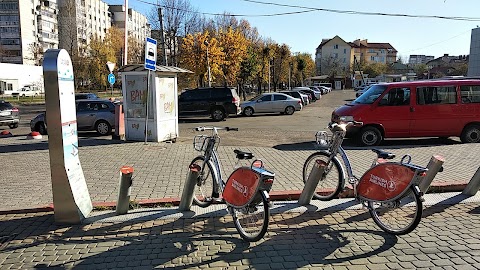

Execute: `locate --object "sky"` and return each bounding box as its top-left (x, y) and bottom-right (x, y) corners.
top-left (106, 0), bottom-right (480, 61)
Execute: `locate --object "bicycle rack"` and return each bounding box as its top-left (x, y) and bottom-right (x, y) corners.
top-left (179, 164), bottom-right (201, 211)
top-left (298, 160), bottom-right (327, 205)
top-left (419, 155), bottom-right (445, 194)
top-left (462, 167), bottom-right (480, 196)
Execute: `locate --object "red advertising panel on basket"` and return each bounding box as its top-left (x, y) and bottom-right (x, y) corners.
top-left (357, 163), bottom-right (414, 201)
top-left (223, 167), bottom-right (261, 207)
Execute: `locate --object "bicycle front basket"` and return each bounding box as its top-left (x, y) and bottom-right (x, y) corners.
top-left (315, 131), bottom-right (331, 147)
top-left (193, 135), bottom-right (208, 152)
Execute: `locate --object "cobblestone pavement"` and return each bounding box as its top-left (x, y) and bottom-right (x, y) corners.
top-left (1, 193), bottom-right (479, 269)
top-left (0, 134), bottom-right (478, 211)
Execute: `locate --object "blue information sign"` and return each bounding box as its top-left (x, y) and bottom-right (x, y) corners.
top-left (108, 73), bottom-right (115, 85)
top-left (145, 37), bottom-right (157, 71)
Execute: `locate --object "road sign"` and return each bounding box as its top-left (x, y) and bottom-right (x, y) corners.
top-left (106, 61), bottom-right (115, 73)
top-left (145, 37), bottom-right (157, 71)
top-left (108, 73), bottom-right (115, 85)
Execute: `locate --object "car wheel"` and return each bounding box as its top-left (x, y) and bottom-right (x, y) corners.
top-left (460, 124), bottom-right (480, 143)
top-left (211, 108), bottom-right (226, 121)
top-left (285, 106), bottom-right (295, 115)
top-left (358, 126), bottom-right (382, 146)
top-left (36, 122), bottom-right (47, 135)
top-left (95, 120), bottom-right (112, 136)
top-left (9, 123), bottom-right (18, 129)
top-left (243, 107), bottom-right (254, 116)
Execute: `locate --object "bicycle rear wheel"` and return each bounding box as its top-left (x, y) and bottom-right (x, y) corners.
top-left (190, 156), bottom-right (215, 207)
top-left (368, 186), bottom-right (422, 235)
top-left (231, 191), bottom-right (270, 242)
top-left (302, 151), bottom-right (345, 201)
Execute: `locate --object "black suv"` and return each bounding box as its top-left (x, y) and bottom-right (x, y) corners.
top-left (178, 87), bottom-right (241, 121)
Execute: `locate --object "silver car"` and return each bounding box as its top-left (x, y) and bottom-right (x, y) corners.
top-left (0, 100), bottom-right (20, 129)
top-left (30, 99), bottom-right (116, 136)
top-left (241, 93), bottom-right (303, 116)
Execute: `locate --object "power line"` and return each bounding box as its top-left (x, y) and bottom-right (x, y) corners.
top-left (402, 30), bottom-right (471, 54)
top-left (241, 0), bottom-right (480, 21)
top-left (133, 0), bottom-right (480, 21)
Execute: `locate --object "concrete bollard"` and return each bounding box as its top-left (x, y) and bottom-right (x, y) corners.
top-left (419, 155), bottom-right (445, 194)
top-left (462, 167), bottom-right (480, 196)
top-left (116, 166), bottom-right (134, 215)
top-left (298, 160), bottom-right (327, 206)
top-left (179, 164), bottom-right (201, 211)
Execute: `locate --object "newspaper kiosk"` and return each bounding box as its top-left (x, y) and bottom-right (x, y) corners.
top-left (119, 64), bottom-right (191, 142)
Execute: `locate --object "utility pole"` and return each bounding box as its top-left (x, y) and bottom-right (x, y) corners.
top-left (204, 40), bottom-right (211, 87)
top-left (157, 7), bottom-right (167, 66)
top-left (123, 0), bottom-right (128, 65)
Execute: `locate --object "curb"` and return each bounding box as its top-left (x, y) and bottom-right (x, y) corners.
top-left (0, 182), bottom-right (469, 215)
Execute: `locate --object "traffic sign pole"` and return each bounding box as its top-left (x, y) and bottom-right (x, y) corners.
top-left (144, 37), bottom-right (157, 144)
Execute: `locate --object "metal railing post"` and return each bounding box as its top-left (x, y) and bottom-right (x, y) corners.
top-left (419, 155), bottom-right (445, 194)
top-left (298, 160), bottom-right (327, 205)
top-left (116, 166), bottom-right (133, 215)
top-left (462, 167), bottom-right (480, 196)
top-left (179, 164), bottom-right (201, 211)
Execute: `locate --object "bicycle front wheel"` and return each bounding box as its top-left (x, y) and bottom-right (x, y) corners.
top-left (190, 156), bottom-right (215, 207)
top-left (302, 151), bottom-right (345, 201)
top-left (231, 191), bottom-right (270, 242)
top-left (368, 186), bottom-right (423, 235)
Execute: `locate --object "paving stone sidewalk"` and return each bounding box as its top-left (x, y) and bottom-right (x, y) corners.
top-left (1, 135), bottom-right (479, 211)
top-left (1, 193), bottom-right (479, 269)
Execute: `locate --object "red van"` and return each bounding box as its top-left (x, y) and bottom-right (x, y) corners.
top-left (332, 79), bottom-right (480, 146)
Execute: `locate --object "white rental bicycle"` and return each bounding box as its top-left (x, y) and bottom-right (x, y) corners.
top-left (190, 126), bottom-right (275, 242)
top-left (302, 121), bottom-right (432, 235)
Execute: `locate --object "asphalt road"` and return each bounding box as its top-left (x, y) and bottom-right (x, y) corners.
top-left (3, 89), bottom-right (463, 148)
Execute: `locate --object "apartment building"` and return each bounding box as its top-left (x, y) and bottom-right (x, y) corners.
top-left (109, 5), bottom-right (150, 46)
top-left (0, 0), bottom-right (58, 65)
top-left (57, 0), bottom-right (111, 55)
top-left (409, 55), bottom-right (435, 65)
top-left (315, 36), bottom-right (397, 76)
top-left (468, 27), bottom-right (480, 77)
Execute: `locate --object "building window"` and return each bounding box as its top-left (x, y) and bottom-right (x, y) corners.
top-left (371, 56), bottom-right (375, 61)
top-left (343, 58), bottom-right (346, 63)
top-left (369, 49), bottom-right (375, 53)
top-left (343, 48), bottom-right (346, 54)
top-left (334, 44), bottom-right (339, 49)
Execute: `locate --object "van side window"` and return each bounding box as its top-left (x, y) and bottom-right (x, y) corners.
top-left (417, 86), bottom-right (456, 105)
top-left (379, 88), bottom-right (410, 106)
top-left (460, 85), bottom-right (480, 103)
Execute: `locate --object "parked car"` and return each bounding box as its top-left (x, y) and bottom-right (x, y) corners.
top-left (75, 93), bottom-right (99, 100)
top-left (11, 85), bottom-right (41, 97)
top-left (318, 86), bottom-right (331, 94)
top-left (291, 87), bottom-right (311, 105)
top-left (30, 99), bottom-right (116, 136)
top-left (178, 87), bottom-right (241, 121)
top-left (309, 86), bottom-right (325, 96)
top-left (241, 93), bottom-right (302, 116)
top-left (281, 91), bottom-right (309, 105)
top-left (0, 100), bottom-right (19, 128)
top-left (332, 79), bottom-right (480, 146)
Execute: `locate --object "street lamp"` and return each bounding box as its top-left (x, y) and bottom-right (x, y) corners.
top-left (289, 62), bottom-right (293, 90)
top-left (204, 40), bottom-right (211, 87)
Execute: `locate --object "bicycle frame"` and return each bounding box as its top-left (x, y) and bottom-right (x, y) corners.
top-left (199, 130), bottom-right (226, 195)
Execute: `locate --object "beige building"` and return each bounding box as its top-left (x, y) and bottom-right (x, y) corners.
top-left (0, 0), bottom-right (58, 65)
top-left (315, 36), bottom-right (397, 76)
top-left (109, 5), bottom-right (150, 46)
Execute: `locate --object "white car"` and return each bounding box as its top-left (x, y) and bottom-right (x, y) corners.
top-left (11, 86), bottom-right (41, 97)
top-left (241, 93), bottom-right (303, 116)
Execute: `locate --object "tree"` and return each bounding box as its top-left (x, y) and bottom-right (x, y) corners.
top-left (180, 31), bottom-right (223, 87)
top-left (217, 27), bottom-right (248, 86)
top-left (238, 46), bottom-right (259, 99)
top-left (27, 43), bottom-right (44, 66)
top-left (87, 34), bottom-right (117, 88)
top-left (293, 53), bottom-right (315, 86)
top-left (363, 62), bottom-right (388, 78)
top-left (320, 55), bottom-right (343, 78)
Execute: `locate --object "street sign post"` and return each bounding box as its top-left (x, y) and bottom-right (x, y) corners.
top-left (108, 73), bottom-right (115, 97)
top-left (144, 37), bottom-right (157, 144)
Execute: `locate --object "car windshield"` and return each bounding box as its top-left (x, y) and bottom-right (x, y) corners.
top-left (352, 85), bottom-right (387, 104)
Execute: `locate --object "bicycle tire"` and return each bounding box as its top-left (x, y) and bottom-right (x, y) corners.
top-left (368, 185), bottom-right (423, 235)
top-left (231, 191), bottom-right (270, 242)
top-left (302, 151), bottom-right (345, 201)
top-left (190, 156), bottom-right (216, 207)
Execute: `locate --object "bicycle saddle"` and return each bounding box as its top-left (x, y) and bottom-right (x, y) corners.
top-left (234, 149), bottom-right (254, 160)
top-left (372, 148), bottom-right (395, 159)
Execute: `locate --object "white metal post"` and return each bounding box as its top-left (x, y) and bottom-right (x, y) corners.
top-left (123, 0), bottom-right (128, 65)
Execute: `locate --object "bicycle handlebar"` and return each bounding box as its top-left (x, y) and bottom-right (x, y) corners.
top-left (194, 126), bottom-right (239, 132)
